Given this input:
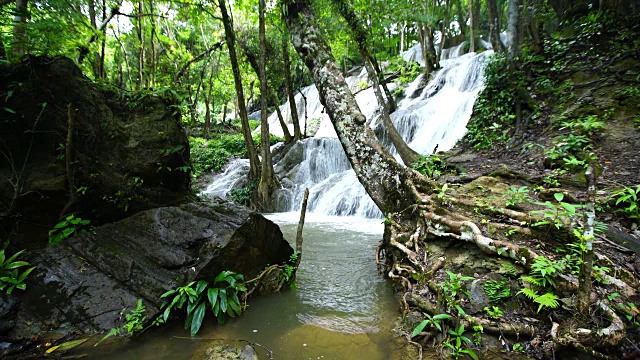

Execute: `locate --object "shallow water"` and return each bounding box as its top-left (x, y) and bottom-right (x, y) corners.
top-left (86, 213), bottom-right (400, 360)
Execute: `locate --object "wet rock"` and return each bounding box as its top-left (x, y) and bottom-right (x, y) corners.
top-left (0, 293), bottom-right (19, 334)
top-left (194, 343), bottom-right (258, 360)
top-left (8, 199), bottom-right (293, 338)
top-left (0, 56), bottom-right (190, 244)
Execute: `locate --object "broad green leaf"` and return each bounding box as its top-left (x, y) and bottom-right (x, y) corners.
top-left (411, 320), bottom-right (428, 338)
top-left (219, 289), bottom-right (227, 313)
top-left (5, 261), bottom-right (29, 269)
top-left (190, 303), bottom-right (206, 336)
top-left (207, 288), bottom-right (219, 308)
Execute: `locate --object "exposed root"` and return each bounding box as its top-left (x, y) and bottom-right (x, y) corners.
top-left (422, 211), bottom-right (539, 266)
top-left (552, 300), bottom-right (626, 355)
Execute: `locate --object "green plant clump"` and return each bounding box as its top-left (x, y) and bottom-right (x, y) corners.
top-left (96, 299), bottom-right (146, 346)
top-left (411, 154), bottom-right (446, 178)
top-left (610, 185), bottom-right (640, 222)
top-left (483, 279), bottom-right (511, 303)
top-left (1, 249), bottom-right (36, 294)
top-left (48, 214), bottom-right (91, 245)
top-left (156, 270), bottom-right (247, 336)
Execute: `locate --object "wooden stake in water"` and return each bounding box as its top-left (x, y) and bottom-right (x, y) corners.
top-left (295, 188), bottom-right (309, 267)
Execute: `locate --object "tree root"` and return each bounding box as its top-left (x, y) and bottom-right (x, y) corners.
top-left (421, 210), bottom-right (539, 266)
top-left (551, 300), bottom-right (626, 355)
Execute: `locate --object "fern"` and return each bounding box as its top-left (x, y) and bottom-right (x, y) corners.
top-left (483, 280), bottom-right (511, 303)
top-left (517, 288), bottom-right (559, 312)
top-left (534, 293), bottom-right (560, 312)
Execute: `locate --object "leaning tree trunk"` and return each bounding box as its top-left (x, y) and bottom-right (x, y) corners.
top-left (283, 0), bottom-right (426, 216)
top-left (283, 5), bottom-right (636, 355)
top-left (332, 0), bottom-right (419, 166)
top-left (282, 33), bottom-right (303, 141)
top-left (218, 0), bottom-right (260, 181)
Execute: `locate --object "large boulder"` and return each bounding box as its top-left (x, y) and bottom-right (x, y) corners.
top-left (0, 56), bottom-right (190, 245)
top-left (6, 200), bottom-right (293, 338)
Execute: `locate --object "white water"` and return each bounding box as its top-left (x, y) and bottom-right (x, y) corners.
top-left (202, 44), bottom-right (491, 218)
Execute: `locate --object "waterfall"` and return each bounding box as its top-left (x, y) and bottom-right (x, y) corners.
top-left (202, 46), bottom-right (491, 218)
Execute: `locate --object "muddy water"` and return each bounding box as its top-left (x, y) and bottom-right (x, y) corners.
top-left (87, 213), bottom-right (400, 359)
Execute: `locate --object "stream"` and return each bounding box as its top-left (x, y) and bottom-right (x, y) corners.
top-left (87, 43), bottom-right (488, 359)
top-left (87, 214), bottom-right (400, 360)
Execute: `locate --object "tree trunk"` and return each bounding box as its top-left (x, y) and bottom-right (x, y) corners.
top-left (137, 0), bottom-right (145, 89)
top-left (332, 0), bottom-right (419, 165)
top-left (257, 0), bottom-right (275, 209)
top-left (283, 33), bottom-right (303, 141)
top-left (218, 0), bottom-right (260, 182)
top-left (11, 0), bottom-right (28, 59)
top-left (283, 0), bottom-right (424, 215)
top-left (149, 0), bottom-right (157, 87)
top-left (487, 0), bottom-right (505, 53)
top-left (507, 0), bottom-right (522, 60)
top-left (469, 0), bottom-right (475, 52)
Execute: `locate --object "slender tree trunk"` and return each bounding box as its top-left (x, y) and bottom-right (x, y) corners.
top-left (99, 0), bottom-right (107, 78)
top-left (218, 0), bottom-right (260, 181)
top-left (507, 0), bottom-right (522, 60)
top-left (487, 0), bottom-right (505, 53)
top-left (284, 0), bottom-right (423, 215)
top-left (283, 34), bottom-right (303, 140)
top-left (236, 37), bottom-right (293, 143)
top-left (137, 0), bottom-right (145, 89)
top-left (399, 21), bottom-right (405, 55)
top-left (469, 0), bottom-right (475, 52)
top-left (271, 92), bottom-right (293, 143)
top-left (332, 0), bottom-right (419, 165)
top-left (11, 0), bottom-right (28, 59)
top-left (578, 163), bottom-right (597, 316)
top-left (258, 0), bottom-right (275, 209)
top-left (149, 0), bottom-right (157, 87)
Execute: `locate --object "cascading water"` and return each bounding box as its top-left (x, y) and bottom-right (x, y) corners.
top-left (202, 43), bottom-right (491, 218)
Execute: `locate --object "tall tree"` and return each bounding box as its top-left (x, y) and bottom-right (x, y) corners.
top-left (257, 0), bottom-right (276, 208)
top-left (507, 0), bottom-right (522, 60)
top-left (332, 0), bottom-right (419, 165)
top-left (283, 0), bottom-right (423, 216)
top-left (487, 0), bottom-right (505, 53)
top-left (11, 0), bottom-right (28, 59)
top-left (282, 33), bottom-right (303, 141)
top-left (218, 0), bottom-right (261, 181)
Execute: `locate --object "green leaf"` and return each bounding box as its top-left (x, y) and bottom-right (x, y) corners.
top-left (4, 261), bottom-right (29, 269)
top-left (17, 267), bottom-right (35, 282)
top-left (190, 303), bottom-right (206, 336)
top-left (554, 193), bottom-right (564, 202)
top-left (411, 320), bottom-right (429, 338)
top-left (207, 287), bottom-right (219, 308)
top-left (432, 314), bottom-right (452, 320)
top-left (219, 288), bottom-right (227, 314)
top-left (195, 280), bottom-right (208, 294)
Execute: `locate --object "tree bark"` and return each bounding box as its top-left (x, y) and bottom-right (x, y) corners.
top-left (283, 33), bottom-right (302, 141)
top-left (235, 37), bottom-right (293, 143)
top-left (469, 0), bottom-right (475, 52)
top-left (487, 0), bottom-right (505, 53)
top-left (257, 0), bottom-right (275, 209)
top-left (218, 0), bottom-right (260, 181)
top-left (507, 0), bottom-right (522, 60)
top-left (11, 0), bottom-right (28, 59)
top-left (284, 0), bottom-right (425, 216)
top-left (136, 0), bottom-right (145, 89)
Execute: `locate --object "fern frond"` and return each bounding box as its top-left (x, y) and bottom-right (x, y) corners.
top-left (534, 293), bottom-right (559, 312)
top-left (517, 287), bottom-right (538, 300)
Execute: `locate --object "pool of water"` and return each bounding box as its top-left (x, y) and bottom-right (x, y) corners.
top-left (86, 213), bottom-right (400, 360)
